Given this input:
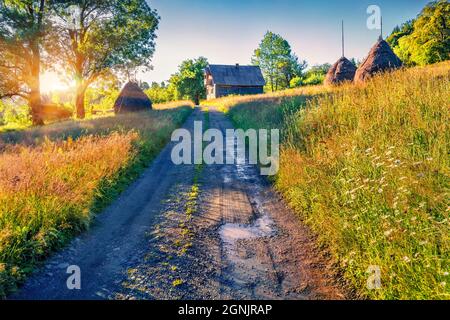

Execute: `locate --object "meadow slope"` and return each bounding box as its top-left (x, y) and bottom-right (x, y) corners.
top-left (0, 103), bottom-right (193, 297)
top-left (206, 62), bottom-right (450, 299)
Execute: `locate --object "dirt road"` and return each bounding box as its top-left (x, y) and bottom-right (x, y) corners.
top-left (13, 107), bottom-right (348, 300)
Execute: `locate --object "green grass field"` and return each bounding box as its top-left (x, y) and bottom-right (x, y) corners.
top-left (0, 103), bottom-right (193, 297)
top-left (208, 62), bottom-right (450, 299)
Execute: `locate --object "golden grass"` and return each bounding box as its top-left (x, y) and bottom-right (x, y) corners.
top-left (154, 100), bottom-right (195, 110)
top-left (222, 61), bottom-right (450, 299)
top-left (0, 103), bottom-right (193, 147)
top-left (0, 103), bottom-right (193, 297)
top-left (202, 85), bottom-right (330, 112)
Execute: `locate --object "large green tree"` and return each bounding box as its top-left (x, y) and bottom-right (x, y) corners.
top-left (252, 31), bottom-right (306, 92)
top-left (171, 57), bottom-right (208, 105)
top-left (389, 0), bottom-right (449, 66)
top-left (0, 0), bottom-right (50, 125)
top-left (49, 0), bottom-right (159, 118)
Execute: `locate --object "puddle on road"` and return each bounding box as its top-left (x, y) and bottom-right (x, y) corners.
top-left (219, 214), bottom-right (275, 246)
top-left (220, 129), bottom-right (277, 251)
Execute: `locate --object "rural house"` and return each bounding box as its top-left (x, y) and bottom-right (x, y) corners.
top-left (204, 64), bottom-right (265, 100)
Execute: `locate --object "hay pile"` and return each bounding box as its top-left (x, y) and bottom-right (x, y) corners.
top-left (324, 57), bottom-right (357, 85)
top-left (354, 39), bottom-right (402, 83)
top-left (114, 82), bottom-right (152, 114)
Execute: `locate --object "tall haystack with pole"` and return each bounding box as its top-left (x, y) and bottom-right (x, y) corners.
top-left (324, 21), bottom-right (357, 86)
top-left (114, 81), bottom-right (152, 114)
top-left (354, 18), bottom-right (402, 83)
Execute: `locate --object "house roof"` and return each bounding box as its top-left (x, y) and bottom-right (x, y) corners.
top-left (206, 64), bottom-right (266, 86)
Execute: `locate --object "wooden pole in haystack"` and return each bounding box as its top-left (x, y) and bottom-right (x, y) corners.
top-left (380, 16), bottom-right (383, 40)
top-left (341, 20), bottom-right (345, 58)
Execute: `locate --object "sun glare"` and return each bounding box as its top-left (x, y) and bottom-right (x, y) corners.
top-left (40, 72), bottom-right (72, 93)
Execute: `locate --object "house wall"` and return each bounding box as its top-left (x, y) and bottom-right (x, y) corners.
top-left (209, 85), bottom-right (263, 100)
top-left (206, 84), bottom-right (216, 100)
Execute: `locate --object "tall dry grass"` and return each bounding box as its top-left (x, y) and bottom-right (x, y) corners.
top-left (0, 103), bottom-right (193, 297)
top-left (223, 62), bottom-right (449, 299)
top-left (154, 100), bottom-right (194, 110)
top-left (202, 85), bottom-right (330, 112)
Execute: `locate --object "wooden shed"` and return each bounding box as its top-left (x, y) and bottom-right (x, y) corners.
top-left (204, 64), bottom-right (265, 100)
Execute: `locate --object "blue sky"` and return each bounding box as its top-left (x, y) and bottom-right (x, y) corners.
top-left (142, 0), bottom-right (429, 83)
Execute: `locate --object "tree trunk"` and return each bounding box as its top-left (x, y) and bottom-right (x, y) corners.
top-left (29, 40), bottom-right (44, 126)
top-left (29, 92), bottom-right (44, 126)
top-left (75, 82), bottom-right (87, 119)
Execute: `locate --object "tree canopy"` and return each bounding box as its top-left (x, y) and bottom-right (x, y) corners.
top-left (48, 0), bottom-right (159, 118)
top-left (0, 0), bottom-right (159, 122)
top-left (252, 31), bottom-right (307, 92)
top-left (170, 57), bottom-right (208, 105)
top-left (388, 0), bottom-right (449, 66)
top-left (386, 20), bottom-right (414, 49)
top-left (0, 0), bottom-right (50, 124)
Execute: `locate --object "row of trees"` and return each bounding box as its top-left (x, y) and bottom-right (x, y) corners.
top-left (145, 31), bottom-right (329, 105)
top-left (0, 0), bottom-right (159, 125)
top-left (387, 0), bottom-right (449, 66)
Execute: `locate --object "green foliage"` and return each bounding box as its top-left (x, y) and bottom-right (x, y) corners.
top-left (388, 0), bottom-right (450, 66)
top-left (170, 57), bottom-right (209, 104)
top-left (145, 81), bottom-right (177, 104)
top-left (386, 20), bottom-right (414, 48)
top-left (85, 75), bottom-right (121, 114)
top-left (0, 0), bottom-right (47, 98)
top-left (303, 73), bottom-right (325, 86)
top-left (302, 63), bottom-right (331, 86)
top-left (50, 0), bottom-right (160, 77)
top-left (48, 0), bottom-right (160, 118)
top-left (1, 0), bottom-right (161, 121)
top-left (252, 31), bottom-right (307, 92)
top-left (0, 100), bottom-right (32, 131)
top-left (0, 0), bottom-right (49, 124)
top-left (290, 76), bottom-right (303, 88)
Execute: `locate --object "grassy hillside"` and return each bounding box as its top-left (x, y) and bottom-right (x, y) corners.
top-left (208, 62), bottom-right (449, 299)
top-left (0, 102), bottom-right (193, 297)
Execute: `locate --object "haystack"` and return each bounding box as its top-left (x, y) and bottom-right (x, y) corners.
top-left (324, 57), bottom-right (356, 85)
top-left (354, 39), bottom-right (402, 83)
top-left (114, 82), bottom-right (152, 114)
